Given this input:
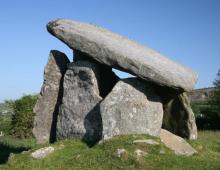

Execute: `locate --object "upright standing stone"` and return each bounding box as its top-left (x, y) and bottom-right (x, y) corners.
top-left (73, 50), bottom-right (119, 97)
top-left (56, 60), bottom-right (102, 143)
top-left (47, 19), bottom-right (197, 91)
top-left (100, 78), bottom-right (163, 140)
top-left (33, 50), bottom-right (70, 144)
top-left (161, 91), bottom-right (197, 139)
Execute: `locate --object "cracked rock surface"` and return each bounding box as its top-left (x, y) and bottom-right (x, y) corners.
top-left (56, 60), bottom-right (103, 142)
top-left (47, 19), bottom-right (197, 91)
top-left (100, 78), bottom-right (163, 140)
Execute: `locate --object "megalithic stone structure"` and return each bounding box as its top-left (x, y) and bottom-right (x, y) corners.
top-left (32, 19), bottom-right (198, 144)
top-left (47, 19), bottom-right (197, 92)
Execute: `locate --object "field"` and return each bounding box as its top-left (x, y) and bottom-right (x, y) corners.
top-left (0, 131), bottom-right (219, 170)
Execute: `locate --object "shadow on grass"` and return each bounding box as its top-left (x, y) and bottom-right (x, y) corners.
top-left (213, 142), bottom-right (220, 153)
top-left (0, 142), bottom-right (31, 164)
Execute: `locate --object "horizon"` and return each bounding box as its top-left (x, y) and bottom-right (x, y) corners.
top-left (0, 0), bottom-right (220, 102)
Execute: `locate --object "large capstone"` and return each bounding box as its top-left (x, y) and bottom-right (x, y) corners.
top-left (56, 60), bottom-right (103, 143)
top-left (33, 50), bottom-right (70, 144)
top-left (47, 19), bottom-right (197, 92)
top-left (100, 78), bottom-right (163, 140)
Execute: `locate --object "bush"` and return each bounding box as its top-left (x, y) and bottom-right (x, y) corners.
top-left (6, 95), bottom-right (38, 138)
top-left (0, 116), bottom-right (12, 135)
top-left (209, 69), bottom-right (220, 114)
top-left (0, 103), bottom-right (13, 135)
top-left (192, 69), bottom-right (220, 130)
top-left (192, 102), bottom-right (220, 130)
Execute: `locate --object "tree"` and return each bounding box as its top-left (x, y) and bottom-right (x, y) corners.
top-left (213, 69), bottom-right (220, 87)
top-left (6, 94), bottom-right (38, 138)
top-left (211, 69), bottom-right (220, 113)
top-left (194, 69), bottom-right (220, 130)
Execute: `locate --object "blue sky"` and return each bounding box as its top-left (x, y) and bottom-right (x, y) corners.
top-left (0, 0), bottom-right (220, 102)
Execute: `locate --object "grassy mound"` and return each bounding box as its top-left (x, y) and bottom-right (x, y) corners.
top-left (0, 131), bottom-right (220, 170)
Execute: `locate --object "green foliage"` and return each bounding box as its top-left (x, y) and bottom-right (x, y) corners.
top-left (0, 131), bottom-right (220, 170)
top-left (209, 69), bottom-right (220, 113)
top-left (0, 103), bottom-right (13, 113)
top-left (192, 102), bottom-right (220, 130)
top-left (6, 95), bottom-right (38, 138)
top-left (192, 69), bottom-right (220, 130)
top-left (0, 103), bottom-right (13, 135)
top-left (0, 116), bottom-right (12, 135)
top-left (213, 69), bottom-right (220, 87)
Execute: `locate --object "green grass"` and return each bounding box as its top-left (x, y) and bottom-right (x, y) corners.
top-left (0, 131), bottom-right (220, 170)
top-left (0, 136), bottom-right (35, 164)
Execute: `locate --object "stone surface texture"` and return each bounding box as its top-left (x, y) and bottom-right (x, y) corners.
top-left (134, 149), bottom-right (147, 157)
top-left (73, 50), bottom-right (119, 97)
top-left (116, 149), bottom-right (127, 158)
top-left (133, 139), bottom-right (159, 145)
top-left (160, 129), bottom-right (197, 156)
top-left (100, 78), bottom-right (163, 140)
top-left (47, 19), bottom-right (197, 91)
top-left (162, 92), bottom-right (198, 140)
top-left (33, 50), bottom-right (69, 144)
top-left (56, 60), bottom-right (102, 142)
top-left (31, 146), bottom-right (55, 159)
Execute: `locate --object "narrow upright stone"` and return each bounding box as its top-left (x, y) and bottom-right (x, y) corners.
top-left (33, 50), bottom-right (69, 144)
top-left (161, 91), bottom-right (198, 139)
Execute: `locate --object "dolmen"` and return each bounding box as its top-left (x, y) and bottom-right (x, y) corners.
top-left (33, 19), bottom-right (198, 145)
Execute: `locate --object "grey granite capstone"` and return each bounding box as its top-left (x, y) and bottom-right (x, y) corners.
top-left (47, 19), bottom-right (197, 91)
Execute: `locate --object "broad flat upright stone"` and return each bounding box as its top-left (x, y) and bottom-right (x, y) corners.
top-left (56, 60), bottom-right (102, 142)
top-left (47, 19), bottom-right (197, 91)
top-left (33, 50), bottom-right (70, 144)
top-left (100, 78), bottom-right (163, 140)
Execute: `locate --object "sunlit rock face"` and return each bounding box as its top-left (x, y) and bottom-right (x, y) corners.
top-left (56, 60), bottom-right (103, 142)
top-left (33, 50), bottom-right (69, 144)
top-left (32, 18), bottom-right (199, 144)
top-left (100, 78), bottom-right (163, 140)
top-left (47, 19), bottom-right (197, 92)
